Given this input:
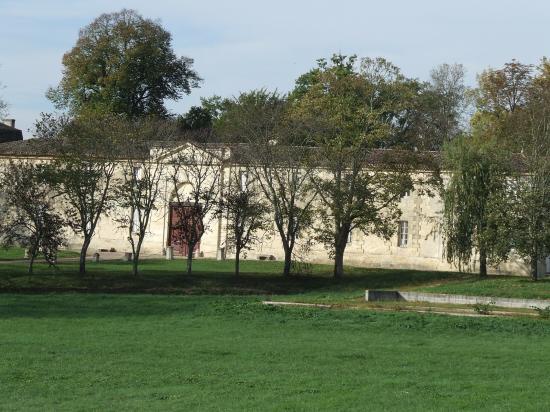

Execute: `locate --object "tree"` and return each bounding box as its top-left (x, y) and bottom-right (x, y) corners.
top-left (471, 60), bottom-right (533, 151)
top-left (291, 55), bottom-right (425, 149)
top-left (467, 58), bottom-right (550, 279)
top-left (168, 144), bottom-right (221, 276)
top-left (0, 79), bottom-right (8, 119)
top-left (217, 90), bottom-right (319, 276)
top-left (48, 9), bottom-right (201, 117)
top-left (416, 63), bottom-right (469, 150)
top-left (507, 59), bottom-right (550, 280)
top-left (221, 168), bottom-right (271, 276)
top-left (178, 106), bottom-right (213, 131)
top-left (0, 161), bottom-right (65, 274)
top-left (290, 54), bottom-right (429, 278)
top-left (442, 135), bottom-right (511, 277)
top-left (114, 119), bottom-right (176, 276)
top-left (49, 114), bottom-right (119, 275)
top-left (33, 112), bottom-right (71, 139)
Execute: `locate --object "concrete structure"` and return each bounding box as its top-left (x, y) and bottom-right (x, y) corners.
top-left (365, 290), bottom-right (550, 310)
top-left (0, 138), bottom-right (540, 276)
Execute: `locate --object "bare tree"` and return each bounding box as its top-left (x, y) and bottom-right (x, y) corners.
top-left (215, 90), bottom-right (319, 276)
top-left (0, 161), bottom-right (65, 274)
top-left (114, 119), bottom-right (176, 276)
top-left (49, 114), bottom-right (119, 275)
top-left (167, 143), bottom-right (221, 276)
top-left (246, 144), bottom-right (317, 276)
top-left (221, 167), bottom-right (272, 276)
top-left (0, 75), bottom-right (8, 119)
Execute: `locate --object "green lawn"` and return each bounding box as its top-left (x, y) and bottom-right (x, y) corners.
top-left (0, 247), bottom-right (79, 261)
top-left (4, 259), bottom-right (550, 409)
top-left (416, 275), bottom-right (550, 300)
top-left (3, 257), bottom-right (550, 301)
top-left (2, 293), bottom-right (550, 411)
top-left (0, 258), bottom-right (468, 303)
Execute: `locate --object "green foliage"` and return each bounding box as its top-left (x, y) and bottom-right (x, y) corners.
top-left (48, 9), bottom-right (201, 117)
top-left (214, 89), bottom-right (287, 143)
top-left (469, 59), bottom-right (550, 279)
top-left (177, 106), bottom-right (213, 131)
top-left (473, 300), bottom-right (495, 315)
top-left (0, 162), bottom-right (66, 273)
top-left (532, 305), bottom-right (550, 319)
top-left (289, 54), bottom-right (430, 277)
top-left (442, 135), bottom-right (512, 275)
top-left (221, 170), bottom-right (272, 276)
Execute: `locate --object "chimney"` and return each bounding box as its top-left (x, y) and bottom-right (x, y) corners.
top-left (2, 119), bottom-right (15, 128)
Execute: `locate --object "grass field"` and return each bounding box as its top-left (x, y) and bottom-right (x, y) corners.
top-left (0, 247), bottom-right (79, 261)
top-left (2, 257), bottom-right (550, 300)
top-left (3, 256), bottom-right (550, 410)
top-left (0, 258), bottom-right (470, 303)
top-left (2, 293), bottom-right (550, 411)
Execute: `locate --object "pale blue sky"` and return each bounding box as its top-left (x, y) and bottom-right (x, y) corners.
top-left (1, 0), bottom-right (549, 136)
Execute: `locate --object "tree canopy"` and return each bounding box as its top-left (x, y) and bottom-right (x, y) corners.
top-left (48, 9), bottom-right (201, 117)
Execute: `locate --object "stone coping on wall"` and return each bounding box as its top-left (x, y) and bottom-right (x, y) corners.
top-left (365, 290), bottom-right (550, 310)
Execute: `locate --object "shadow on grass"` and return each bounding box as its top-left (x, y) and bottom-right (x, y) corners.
top-left (0, 258), bottom-right (469, 297)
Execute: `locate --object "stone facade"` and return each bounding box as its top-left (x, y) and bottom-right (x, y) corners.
top-left (0, 140), bottom-right (536, 276)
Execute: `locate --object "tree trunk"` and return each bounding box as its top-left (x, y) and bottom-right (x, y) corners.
top-left (28, 254), bottom-right (35, 275)
top-left (283, 244), bottom-right (293, 277)
top-left (333, 242), bottom-right (346, 279)
top-left (186, 244), bottom-right (194, 276)
top-left (132, 240), bottom-right (143, 277)
top-left (479, 247), bottom-right (487, 277)
top-left (235, 247), bottom-right (241, 277)
top-left (531, 255), bottom-right (539, 281)
top-left (79, 237), bottom-right (92, 275)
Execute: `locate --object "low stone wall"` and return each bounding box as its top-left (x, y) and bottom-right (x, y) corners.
top-left (365, 290), bottom-right (550, 309)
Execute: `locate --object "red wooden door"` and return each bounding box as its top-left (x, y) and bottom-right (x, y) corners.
top-left (168, 204), bottom-right (203, 256)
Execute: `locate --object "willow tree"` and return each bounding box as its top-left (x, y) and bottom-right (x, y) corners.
top-left (442, 136), bottom-right (511, 276)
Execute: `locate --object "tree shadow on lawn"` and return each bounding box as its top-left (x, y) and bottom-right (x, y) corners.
top-left (0, 259), bottom-right (469, 296)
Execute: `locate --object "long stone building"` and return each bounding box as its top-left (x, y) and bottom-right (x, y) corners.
top-left (0, 134), bottom-right (541, 277)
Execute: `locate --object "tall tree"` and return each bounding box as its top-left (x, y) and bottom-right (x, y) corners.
top-left (416, 63), bottom-right (468, 150)
top-left (114, 119), bottom-right (176, 276)
top-left (471, 60), bottom-right (533, 151)
top-left (507, 59), bottom-right (550, 280)
top-left (291, 54), bottom-right (430, 278)
top-left (217, 90), bottom-right (319, 276)
top-left (442, 135), bottom-right (511, 276)
top-left (0, 161), bottom-right (66, 274)
top-left (48, 9), bottom-right (201, 117)
top-left (49, 114), bottom-right (119, 275)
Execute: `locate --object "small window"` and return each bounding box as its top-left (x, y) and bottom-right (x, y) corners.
top-left (397, 221), bottom-right (408, 247)
top-left (347, 230), bottom-right (353, 244)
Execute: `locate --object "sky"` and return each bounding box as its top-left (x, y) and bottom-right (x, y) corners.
top-left (1, 0), bottom-right (549, 137)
